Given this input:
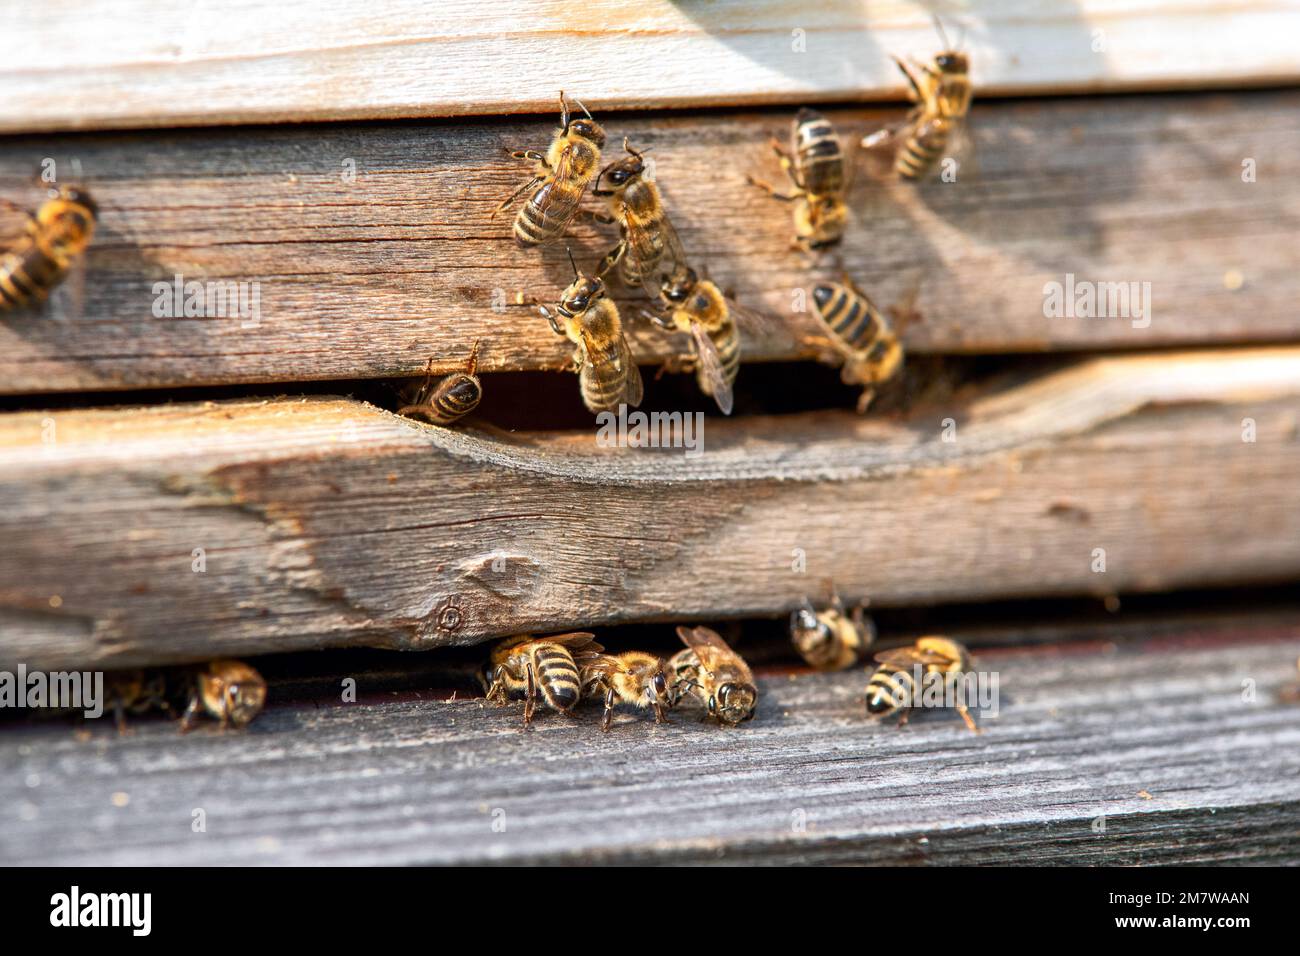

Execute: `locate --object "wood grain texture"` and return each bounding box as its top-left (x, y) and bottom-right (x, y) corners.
top-left (2, 626), bottom-right (1298, 865)
top-left (2, 90), bottom-right (1298, 394)
top-left (2, 347), bottom-right (1299, 670)
top-left (3, 1), bottom-right (1299, 133)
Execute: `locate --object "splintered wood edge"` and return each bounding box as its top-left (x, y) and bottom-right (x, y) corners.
top-left (0, 1), bottom-right (1297, 132)
top-left (3, 347), bottom-right (1298, 483)
top-left (1, 346), bottom-right (1299, 669)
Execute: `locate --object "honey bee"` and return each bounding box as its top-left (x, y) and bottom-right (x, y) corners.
top-left (592, 138), bottom-right (685, 295)
top-left (0, 186), bottom-right (97, 311)
top-left (104, 670), bottom-right (172, 734)
top-left (668, 625), bottom-right (758, 725)
top-left (645, 263), bottom-right (759, 416)
top-left (483, 632), bottom-right (603, 727)
top-left (179, 660), bottom-right (268, 732)
top-left (866, 636), bottom-right (979, 733)
top-left (399, 341), bottom-right (483, 426)
top-left (497, 92), bottom-right (606, 246)
top-left (577, 650), bottom-right (672, 730)
top-left (539, 252), bottom-right (644, 413)
top-left (789, 587), bottom-right (876, 671)
top-left (806, 276), bottom-right (914, 413)
top-left (746, 108), bottom-right (848, 251)
top-left (863, 18), bottom-right (974, 181)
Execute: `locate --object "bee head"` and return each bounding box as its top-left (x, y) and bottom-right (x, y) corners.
top-left (659, 265), bottom-right (698, 304)
top-left (712, 682), bottom-right (757, 725)
top-left (215, 666), bottom-right (267, 726)
top-left (935, 51), bottom-right (968, 73)
top-left (592, 145), bottom-right (646, 196)
top-left (790, 605), bottom-right (820, 634)
top-left (566, 117), bottom-right (607, 149)
top-left (866, 681), bottom-right (903, 717)
top-left (37, 188), bottom-right (98, 249)
top-left (559, 274), bottom-right (605, 317)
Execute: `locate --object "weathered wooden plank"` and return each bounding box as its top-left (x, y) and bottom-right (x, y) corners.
top-left (2, 625), bottom-right (1298, 865)
top-left (3, 1), bottom-right (1297, 133)
top-left (1, 90), bottom-right (1298, 393)
top-left (2, 347), bottom-right (1298, 670)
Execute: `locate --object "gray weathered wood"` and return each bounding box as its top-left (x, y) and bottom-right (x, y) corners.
top-left (2, 347), bottom-right (1299, 670)
top-left (2, 623), bottom-right (1298, 865)
top-left (3, 1), bottom-right (1296, 134)
top-left (2, 91), bottom-right (1298, 393)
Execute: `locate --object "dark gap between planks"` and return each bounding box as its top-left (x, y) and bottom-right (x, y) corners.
top-left (6, 580), bottom-right (1299, 732)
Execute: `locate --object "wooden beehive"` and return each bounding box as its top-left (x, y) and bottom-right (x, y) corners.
top-left (1, 1), bottom-right (1299, 865)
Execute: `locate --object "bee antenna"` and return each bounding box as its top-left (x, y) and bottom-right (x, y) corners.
top-left (559, 90), bottom-right (570, 132)
top-left (566, 246), bottom-right (579, 280)
top-left (467, 339), bottom-right (481, 376)
top-left (932, 14), bottom-right (953, 50)
top-left (572, 96), bottom-right (593, 121)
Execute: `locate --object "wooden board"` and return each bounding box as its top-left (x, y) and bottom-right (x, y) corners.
top-left (2, 1), bottom-right (1297, 133)
top-left (2, 623), bottom-right (1298, 865)
top-left (3, 347), bottom-right (1299, 670)
top-left (2, 90), bottom-right (1299, 394)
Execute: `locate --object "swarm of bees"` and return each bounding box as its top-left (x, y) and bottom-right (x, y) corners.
top-left (104, 660), bottom-right (267, 734)
top-left (481, 625), bottom-right (756, 729)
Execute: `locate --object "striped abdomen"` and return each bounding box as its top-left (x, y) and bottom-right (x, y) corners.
top-left (794, 108), bottom-right (844, 197)
top-left (403, 373), bottom-right (481, 425)
top-left (532, 644), bottom-right (582, 712)
top-left (579, 347), bottom-right (634, 413)
top-left (0, 236), bottom-right (64, 310)
top-left (794, 619), bottom-right (858, 671)
top-left (515, 175), bottom-right (585, 245)
top-left (618, 182), bottom-right (669, 286)
top-left (866, 664), bottom-right (917, 717)
top-left (896, 121), bottom-right (949, 180)
top-left (667, 649), bottom-right (702, 706)
top-left (812, 282), bottom-right (889, 354)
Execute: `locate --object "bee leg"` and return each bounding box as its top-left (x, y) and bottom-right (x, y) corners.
top-left (507, 149), bottom-right (548, 165)
top-left (896, 708), bottom-right (912, 729)
top-left (178, 694), bottom-right (203, 734)
top-left (602, 689), bottom-right (614, 731)
top-left (493, 176), bottom-right (542, 216)
top-left (744, 174), bottom-right (801, 203)
top-left (891, 55), bottom-right (926, 103)
top-left (571, 348), bottom-right (585, 375)
top-left (597, 241), bottom-right (625, 279)
top-left (652, 701), bottom-right (668, 725)
top-left (768, 139), bottom-right (804, 190)
top-left (956, 705), bottom-right (981, 735)
top-left (855, 387), bottom-right (877, 414)
top-left (522, 662), bottom-right (537, 728)
top-left (113, 697), bottom-right (129, 736)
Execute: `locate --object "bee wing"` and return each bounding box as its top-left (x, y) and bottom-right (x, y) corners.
top-left (580, 326), bottom-right (644, 409)
top-left (528, 146), bottom-right (583, 236)
top-left (621, 210), bottom-right (687, 301)
top-left (873, 647), bottom-right (951, 668)
top-left (725, 295), bottom-right (784, 340)
top-left (689, 321), bottom-right (733, 416)
top-left (546, 632), bottom-right (602, 652)
top-left (944, 114), bottom-right (980, 182)
top-left (48, 252), bottom-right (88, 321)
